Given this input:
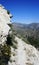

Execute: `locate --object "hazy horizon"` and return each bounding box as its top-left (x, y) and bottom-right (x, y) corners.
top-left (0, 0), bottom-right (39, 24)
top-left (13, 22), bottom-right (39, 24)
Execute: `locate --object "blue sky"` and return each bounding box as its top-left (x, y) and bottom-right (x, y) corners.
top-left (0, 0), bottom-right (39, 24)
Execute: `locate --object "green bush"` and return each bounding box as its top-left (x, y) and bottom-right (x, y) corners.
top-left (6, 34), bottom-right (13, 46)
top-left (27, 36), bottom-right (39, 48)
top-left (0, 44), bottom-right (11, 65)
top-left (7, 10), bottom-right (10, 14)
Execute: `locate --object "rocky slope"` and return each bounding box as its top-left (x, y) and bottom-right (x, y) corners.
top-left (0, 4), bottom-right (12, 45)
top-left (0, 5), bottom-right (12, 65)
top-left (8, 37), bottom-right (39, 65)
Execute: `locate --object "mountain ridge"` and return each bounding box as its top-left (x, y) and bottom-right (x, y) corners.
top-left (13, 22), bottom-right (39, 48)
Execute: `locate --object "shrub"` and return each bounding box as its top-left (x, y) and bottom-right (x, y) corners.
top-left (6, 34), bottom-right (13, 46)
top-left (0, 44), bottom-right (11, 65)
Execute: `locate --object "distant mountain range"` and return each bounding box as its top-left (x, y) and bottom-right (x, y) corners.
top-left (13, 22), bottom-right (39, 29)
top-left (13, 23), bottom-right (39, 48)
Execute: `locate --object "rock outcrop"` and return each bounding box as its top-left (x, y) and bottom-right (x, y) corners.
top-left (0, 4), bottom-right (12, 45)
top-left (0, 5), bottom-right (12, 65)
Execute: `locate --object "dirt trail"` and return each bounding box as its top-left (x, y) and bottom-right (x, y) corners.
top-left (15, 37), bottom-right (26, 65)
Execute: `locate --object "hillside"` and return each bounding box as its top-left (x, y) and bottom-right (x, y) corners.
top-left (13, 23), bottom-right (39, 48)
top-left (8, 36), bottom-right (39, 65)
